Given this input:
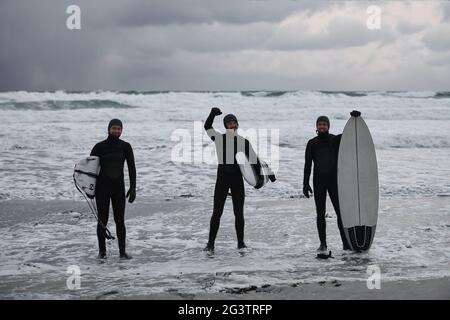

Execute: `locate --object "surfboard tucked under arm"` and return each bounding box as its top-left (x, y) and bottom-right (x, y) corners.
top-left (236, 152), bottom-right (274, 189)
top-left (73, 156), bottom-right (115, 240)
top-left (73, 156), bottom-right (100, 198)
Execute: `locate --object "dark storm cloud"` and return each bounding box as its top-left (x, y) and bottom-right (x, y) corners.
top-left (83, 0), bottom-right (323, 27)
top-left (0, 0), bottom-right (323, 91)
top-left (0, 1), bottom-right (106, 90)
top-left (1, 0), bottom-right (450, 91)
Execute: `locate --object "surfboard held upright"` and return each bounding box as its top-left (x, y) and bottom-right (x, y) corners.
top-left (338, 114), bottom-right (379, 251)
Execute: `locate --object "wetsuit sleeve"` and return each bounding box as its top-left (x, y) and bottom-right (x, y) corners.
top-left (90, 143), bottom-right (100, 156)
top-left (245, 139), bottom-right (260, 166)
top-left (125, 143), bottom-right (136, 189)
top-left (303, 140), bottom-right (313, 186)
top-left (333, 134), bottom-right (342, 148)
top-left (333, 134), bottom-right (342, 165)
top-left (204, 112), bottom-right (221, 141)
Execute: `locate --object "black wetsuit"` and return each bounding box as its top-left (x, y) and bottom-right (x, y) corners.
top-left (303, 133), bottom-right (350, 249)
top-left (204, 113), bottom-right (255, 248)
top-left (90, 136), bottom-right (136, 254)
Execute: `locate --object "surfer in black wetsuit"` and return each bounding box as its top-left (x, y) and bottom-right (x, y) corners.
top-left (90, 119), bottom-right (136, 259)
top-left (303, 112), bottom-right (360, 252)
top-left (203, 107), bottom-right (263, 252)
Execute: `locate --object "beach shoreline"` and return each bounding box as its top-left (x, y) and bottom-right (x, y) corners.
top-left (1, 197), bottom-right (449, 300)
top-left (116, 277), bottom-right (450, 300)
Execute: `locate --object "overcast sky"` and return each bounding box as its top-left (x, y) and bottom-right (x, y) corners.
top-left (1, 0), bottom-right (450, 91)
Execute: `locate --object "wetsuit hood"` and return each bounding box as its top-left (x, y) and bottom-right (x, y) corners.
top-left (108, 118), bottom-right (123, 131)
top-left (223, 114), bottom-right (238, 129)
top-left (108, 118), bottom-right (123, 142)
top-left (316, 115), bottom-right (330, 137)
top-left (316, 116), bottom-right (330, 128)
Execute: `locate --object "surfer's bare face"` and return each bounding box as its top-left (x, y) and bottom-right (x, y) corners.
top-left (316, 121), bottom-right (329, 133)
top-left (225, 120), bottom-right (238, 130)
top-left (109, 125), bottom-right (122, 138)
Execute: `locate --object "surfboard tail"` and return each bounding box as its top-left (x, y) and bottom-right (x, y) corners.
top-left (344, 225), bottom-right (376, 251)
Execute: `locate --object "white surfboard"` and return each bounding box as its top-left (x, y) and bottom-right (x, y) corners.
top-left (338, 115), bottom-right (378, 251)
top-left (236, 152), bottom-right (270, 189)
top-left (73, 156), bottom-right (115, 240)
top-left (73, 156), bottom-right (100, 198)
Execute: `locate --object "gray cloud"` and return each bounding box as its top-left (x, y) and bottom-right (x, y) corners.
top-left (1, 0), bottom-right (450, 91)
top-left (422, 24), bottom-right (450, 51)
top-left (443, 3), bottom-right (450, 22)
top-left (396, 20), bottom-right (425, 35)
top-left (266, 15), bottom-right (395, 51)
top-left (83, 0), bottom-right (323, 27)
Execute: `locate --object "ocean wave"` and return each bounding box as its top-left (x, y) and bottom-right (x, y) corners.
top-left (0, 90), bottom-right (143, 104)
top-left (318, 91), bottom-right (445, 99)
top-left (378, 137), bottom-right (450, 149)
top-left (319, 91), bottom-right (368, 97)
top-left (433, 92), bottom-right (450, 99)
top-left (0, 100), bottom-right (136, 111)
top-left (359, 91), bottom-right (447, 99)
top-left (118, 90), bottom-right (170, 95)
top-left (1, 90), bottom-right (449, 104)
top-left (389, 143), bottom-right (450, 149)
top-left (385, 91), bottom-right (438, 98)
top-left (241, 91), bottom-right (289, 97)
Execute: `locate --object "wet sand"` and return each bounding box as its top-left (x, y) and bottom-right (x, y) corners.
top-left (121, 277), bottom-right (450, 300)
top-left (1, 197), bottom-right (449, 299)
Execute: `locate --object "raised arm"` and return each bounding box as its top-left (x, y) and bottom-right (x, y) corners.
top-left (245, 139), bottom-right (259, 166)
top-left (204, 107), bottom-right (222, 141)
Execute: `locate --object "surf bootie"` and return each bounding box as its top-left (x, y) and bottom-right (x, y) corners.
top-left (238, 242), bottom-right (247, 250)
top-left (119, 252), bottom-right (133, 260)
top-left (98, 251), bottom-right (107, 259)
top-left (203, 243), bottom-right (215, 252)
top-left (316, 251), bottom-right (334, 259)
top-left (317, 244), bottom-right (328, 252)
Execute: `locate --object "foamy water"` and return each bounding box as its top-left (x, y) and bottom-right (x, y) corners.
top-left (0, 197), bottom-right (449, 299)
top-left (1, 90), bottom-right (449, 201)
top-left (1, 90), bottom-right (449, 298)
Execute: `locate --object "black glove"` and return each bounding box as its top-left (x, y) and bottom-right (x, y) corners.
top-left (126, 187), bottom-right (136, 203)
top-left (269, 174), bottom-right (276, 182)
top-left (210, 107), bottom-right (222, 116)
top-left (350, 110), bottom-right (361, 117)
top-left (303, 184), bottom-right (313, 198)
